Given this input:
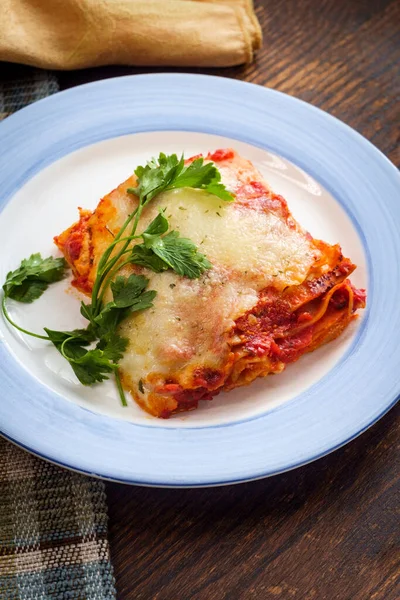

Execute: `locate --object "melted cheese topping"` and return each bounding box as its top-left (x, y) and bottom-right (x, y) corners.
top-left (117, 187), bottom-right (319, 401)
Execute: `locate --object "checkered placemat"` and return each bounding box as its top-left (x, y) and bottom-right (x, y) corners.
top-left (0, 69), bottom-right (116, 600)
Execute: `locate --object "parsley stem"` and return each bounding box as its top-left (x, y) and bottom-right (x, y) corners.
top-left (60, 336), bottom-right (76, 361)
top-left (91, 207), bottom-right (139, 312)
top-left (103, 204), bottom-right (144, 281)
top-left (115, 369), bottom-right (128, 407)
top-left (1, 295), bottom-right (49, 341)
top-left (95, 234), bottom-right (141, 274)
top-left (91, 205), bottom-right (145, 314)
top-left (96, 209), bottom-right (138, 273)
top-left (91, 202), bottom-right (144, 315)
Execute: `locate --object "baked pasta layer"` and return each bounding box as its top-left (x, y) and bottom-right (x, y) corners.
top-left (55, 149), bottom-right (366, 417)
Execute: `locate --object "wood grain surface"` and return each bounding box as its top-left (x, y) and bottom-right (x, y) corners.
top-left (58, 1), bottom-right (400, 598)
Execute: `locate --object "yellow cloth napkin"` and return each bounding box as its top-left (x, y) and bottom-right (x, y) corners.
top-left (1, 0), bottom-right (262, 69)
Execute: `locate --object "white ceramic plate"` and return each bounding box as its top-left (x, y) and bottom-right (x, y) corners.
top-left (0, 74), bottom-right (398, 486)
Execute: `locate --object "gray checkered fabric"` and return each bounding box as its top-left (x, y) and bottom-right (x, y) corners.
top-left (0, 69), bottom-right (58, 119)
top-left (0, 68), bottom-right (117, 600)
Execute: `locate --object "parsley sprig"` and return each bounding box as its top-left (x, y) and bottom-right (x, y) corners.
top-left (1, 152), bottom-right (234, 406)
top-left (1, 259), bottom-right (155, 406)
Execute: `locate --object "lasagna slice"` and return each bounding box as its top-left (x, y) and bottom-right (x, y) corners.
top-left (55, 149), bottom-right (366, 418)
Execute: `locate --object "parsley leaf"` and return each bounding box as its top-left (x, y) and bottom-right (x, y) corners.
top-left (45, 327), bottom-right (127, 386)
top-left (80, 301), bottom-right (96, 324)
top-left (96, 332), bottom-right (128, 363)
top-left (44, 326), bottom-right (112, 385)
top-left (82, 274), bottom-right (156, 337)
top-left (127, 153), bottom-right (234, 204)
top-left (204, 181), bottom-right (235, 202)
top-left (129, 213), bottom-right (211, 278)
top-left (128, 212), bottom-right (170, 272)
top-left (168, 157), bottom-right (234, 201)
top-left (92, 303), bottom-right (120, 337)
top-left (64, 346), bottom-right (116, 385)
top-left (64, 332), bottom-right (129, 386)
top-left (169, 158), bottom-right (216, 189)
top-left (124, 289), bottom-right (157, 312)
top-left (129, 245), bottom-right (169, 273)
top-left (145, 230), bottom-right (211, 279)
top-left (111, 274), bottom-right (149, 307)
top-left (3, 254), bottom-right (67, 303)
top-left (8, 280), bottom-right (49, 303)
top-left (141, 211), bottom-right (169, 241)
top-left (128, 153), bottom-right (185, 205)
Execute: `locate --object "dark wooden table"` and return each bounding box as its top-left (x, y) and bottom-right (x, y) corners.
top-left (59, 1), bottom-right (400, 598)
